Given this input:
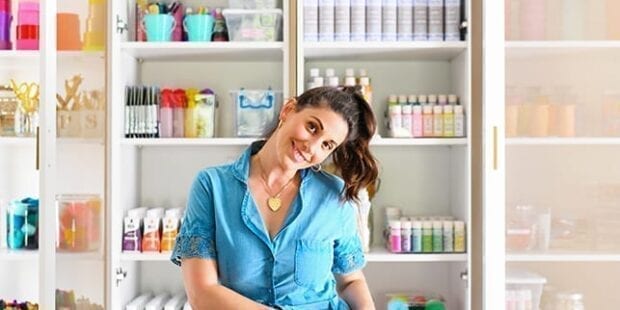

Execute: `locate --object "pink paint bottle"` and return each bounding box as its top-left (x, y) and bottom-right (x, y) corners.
top-left (172, 89), bottom-right (186, 138)
top-left (389, 220), bottom-right (402, 253)
top-left (519, 0), bottom-right (545, 40)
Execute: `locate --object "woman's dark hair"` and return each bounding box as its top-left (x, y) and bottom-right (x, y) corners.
top-left (269, 86), bottom-right (379, 202)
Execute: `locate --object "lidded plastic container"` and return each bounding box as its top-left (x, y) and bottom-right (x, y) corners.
top-left (222, 9), bottom-right (282, 41)
top-left (56, 194), bottom-right (101, 252)
top-left (6, 198), bottom-right (39, 249)
top-left (506, 269), bottom-right (547, 310)
top-left (228, 0), bottom-right (278, 9)
top-left (506, 204), bottom-right (538, 251)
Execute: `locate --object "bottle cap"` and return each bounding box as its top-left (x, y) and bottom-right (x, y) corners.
top-left (412, 221), bottom-right (422, 229)
top-left (428, 94), bottom-right (437, 104)
top-left (443, 221), bottom-right (453, 230)
top-left (438, 94), bottom-right (448, 104)
top-left (418, 95), bottom-right (428, 104)
top-left (448, 94), bottom-right (458, 104)
top-left (454, 221), bottom-right (465, 230)
top-left (433, 105), bottom-right (443, 113)
top-left (388, 95), bottom-right (398, 104)
top-left (408, 95), bottom-right (417, 104)
top-left (345, 68), bottom-right (355, 77)
top-left (325, 68), bottom-right (335, 77)
top-left (359, 68), bottom-right (368, 77)
top-left (389, 220), bottom-right (401, 230)
top-left (359, 76), bottom-right (370, 85)
top-left (423, 105), bottom-right (433, 113)
top-left (313, 76), bottom-right (324, 87)
top-left (398, 95), bottom-right (407, 104)
top-left (433, 221), bottom-right (443, 229)
top-left (402, 220), bottom-right (412, 230)
top-left (327, 76), bottom-right (339, 87)
top-left (309, 68), bottom-right (320, 78)
top-left (423, 221), bottom-right (433, 229)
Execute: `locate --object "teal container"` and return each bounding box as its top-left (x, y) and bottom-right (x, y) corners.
top-left (144, 14), bottom-right (176, 42)
top-left (184, 14), bottom-right (215, 41)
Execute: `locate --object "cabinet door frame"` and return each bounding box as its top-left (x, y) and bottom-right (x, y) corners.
top-left (482, 0), bottom-right (506, 309)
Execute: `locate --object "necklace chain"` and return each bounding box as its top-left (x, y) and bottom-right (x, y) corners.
top-left (256, 155), bottom-right (296, 211)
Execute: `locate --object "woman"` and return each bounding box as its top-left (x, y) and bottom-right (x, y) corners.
top-left (171, 86), bottom-right (379, 309)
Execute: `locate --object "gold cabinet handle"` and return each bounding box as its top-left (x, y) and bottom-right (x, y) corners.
top-left (493, 126), bottom-right (498, 170)
top-left (35, 126), bottom-right (39, 170)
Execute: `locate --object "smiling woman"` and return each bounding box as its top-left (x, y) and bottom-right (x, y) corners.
top-left (171, 86), bottom-right (379, 310)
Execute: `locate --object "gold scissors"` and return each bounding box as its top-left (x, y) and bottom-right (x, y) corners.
top-left (10, 79), bottom-right (40, 113)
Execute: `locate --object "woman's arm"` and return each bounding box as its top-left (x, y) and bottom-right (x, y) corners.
top-left (335, 270), bottom-right (376, 310)
top-left (181, 258), bottom-right (272, 309)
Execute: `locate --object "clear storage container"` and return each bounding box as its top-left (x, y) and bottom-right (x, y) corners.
top-left (231, 89), bottom-right (282, 137)
top-left (228, 0), bottom-right (278, 9)
top-left (56, 194), bottom-right (102, 252)
top-left (222, 9), bottom-right (282, 41)
top-left (506, 269), bottom-right (547, 310)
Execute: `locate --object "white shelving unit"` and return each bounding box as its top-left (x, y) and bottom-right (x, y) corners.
top-left (297, 3), bottom-right (472, 310)
top-left (507, 252), bottom-right (620, 262)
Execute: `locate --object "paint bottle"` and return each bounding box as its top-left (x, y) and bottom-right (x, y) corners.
top-left (351, 0), bottom-right (366, 41)
top-left (401, 218), bottom-right (412, 252)
top-left (159, 90), bottom-right (173, 138)
top-left (413, 0), bottom-right (428, 40)
top-left (443, 220), bottom-right (454, 252)
top-left (607, 0), bottom-right (620, 40)
top-left (359, 77), bottom-right (373, 105)
top-left (308, 68), bottom-right (320, 90)
top-left (411, 220), bottom-right (422, 252)
top-left (431, 95), bottom-right (444, 137)
top-left (562, 0), bottom-right (584, 40)
top-left (443, 104), bottom-right (454, 137)
top-left (335, 0), bottom-right (351, 41)
top-left (422, 104), bottom-right (434, 137)
top-left (172, 89), bottom-right (186, 138)
top-left (400, 95), bottom-right (412, 137)
top-left (397, 0), bottom-right (413, 41)
top-left (319, 0), bottom-right (335, 41)
top-left (411, 96), bottom-right (423, 138)
top-left (454, 221), bottom-right (465, 252)
top-left (428, 0), bottom-right (444, 41)
top-left (389, 220), bottom-right (402, 252)
top-left (444, 0), bottom-right (461, 41)
top-left (422, 221), bottom-right (433, 252)
top-left (388, 95), bottom-right (402, 137)
top-left (382, 0), bottom-right (398, 41)
top-left (432, 220), bottom-right (443, 252)
top-left (367, 0), bottom-right (383, 41)
top-left (452, 95), bottom-right (465, 137)
top-left (304, 0), bottom-right (319, 42)
top-left (520, 0), bottom-right (545, 40)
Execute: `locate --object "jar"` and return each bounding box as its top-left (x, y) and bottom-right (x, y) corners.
top-left (506, 205), bottom-right (537, 251)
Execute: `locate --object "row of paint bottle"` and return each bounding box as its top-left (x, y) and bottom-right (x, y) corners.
top-left (122, 207), bottom-right (183, 253)
top-left (508, 0), bottom-right (620, 40)
top-left (387, 94), bottom-right (465, 138)
top-left (307, 67), bottom-right (373, 105)
top-left (304, 0), bottom-right (462, 42)
top-left (387, 217), bottom-right (466, 253)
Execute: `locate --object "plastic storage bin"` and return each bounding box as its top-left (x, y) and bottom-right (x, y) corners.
top-left (232, 89), bottom-right (282, 137)
top-left (506, 269), bottom-right (547, 310)
top-left (228, 0), bottom-right (278, 9)
top-left (222, 9), bottom-right (282, 41)
top-left (56, 194), bottom-right (101, 252)
top-left (6, 198), bottom-right (38, 249)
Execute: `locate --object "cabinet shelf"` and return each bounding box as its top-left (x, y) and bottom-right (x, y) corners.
top-left (506, 41), bottom-right (620, 49)
top-left (506, 137), bottom-right (620, 145)
top-left (366, 247), bottom-right (467, 262)
top-left (0, 137), bottom-right (104, 146)
top-left (120, 252), bottom-right (171, 261)
top-left (507, 251), bottom-right (620, 262)
top-left (0, 249), bottom-right (102, 261)
top-left (303, 41), bottom-right (467, 61)
top-left (120, 42), bottom-right (284, 61)
top-left (0, 50), bottom-right (105, 62)
top-left (120, 137), bottom-right (467, 147)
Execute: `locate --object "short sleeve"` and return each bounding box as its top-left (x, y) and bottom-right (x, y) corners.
top-left (170, 171), bottom-right (217, 266)
top-left (332, 201), bottom-right (366, 274)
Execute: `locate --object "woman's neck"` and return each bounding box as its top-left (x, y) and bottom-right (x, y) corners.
top-left (253, 139), bottom-right (298, 187)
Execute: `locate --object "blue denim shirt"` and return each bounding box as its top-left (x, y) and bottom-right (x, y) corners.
top-left (171, 142), bottom-right (366, 309)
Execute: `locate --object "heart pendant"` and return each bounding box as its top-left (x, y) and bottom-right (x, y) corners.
top-left (267, 197), bottom-right (282, 212)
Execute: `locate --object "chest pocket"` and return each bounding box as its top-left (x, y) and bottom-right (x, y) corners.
top-left (294, 239), bottom-right (334, 289)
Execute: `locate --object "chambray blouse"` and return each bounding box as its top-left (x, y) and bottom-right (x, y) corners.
top-left (171, 141), bottom-right (366, 310)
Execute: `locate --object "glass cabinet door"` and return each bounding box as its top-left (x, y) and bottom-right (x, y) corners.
top-left (55, 0), bottom-right (107, 308)
top-left (504, 0), bottom-right (620, 309)
top-left (0, 0), bottom-right (42, 306)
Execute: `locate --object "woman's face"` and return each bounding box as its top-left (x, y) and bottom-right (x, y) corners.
top-left (274, 101), bottom-right (349, 171)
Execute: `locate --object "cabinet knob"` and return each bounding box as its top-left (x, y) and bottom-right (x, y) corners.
top-left (460, 270), bottom-right (468, 282)
top-left (115, 267), bottom-right (128, 287)
top-left (116, 15), bottom-right (128, 34)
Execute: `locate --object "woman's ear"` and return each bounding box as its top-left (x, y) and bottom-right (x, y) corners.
top-left (279, 98), bottom-right (297, 122)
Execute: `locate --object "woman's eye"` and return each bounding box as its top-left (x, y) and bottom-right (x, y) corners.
top-left (322, 141), bottom-right (333, 150)
top-left (307, 122), bottom-right (317, 133)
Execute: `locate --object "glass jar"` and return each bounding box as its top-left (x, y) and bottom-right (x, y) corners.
top-left (0, 86), bottom-right (18, 136)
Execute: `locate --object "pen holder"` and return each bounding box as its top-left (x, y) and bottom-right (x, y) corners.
top-left (143, 14), bottom-right (176, 42)
top-left (57, 13), bottom-right (82, 50)
top-left (16, 1), bottom-right (39, 50)
top-left (7, 198), bottom-right (38, 250)
top-left (83, 0), bottom-right (105, 50)
top-left (184, 14), bottom-right (215, 42)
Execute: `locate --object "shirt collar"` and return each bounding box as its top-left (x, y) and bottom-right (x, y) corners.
top-left (231, 140), bottom-right (313, 185)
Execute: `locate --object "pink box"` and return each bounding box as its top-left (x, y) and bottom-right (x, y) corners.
top-left (18, 1), bottom-right (39, 25)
